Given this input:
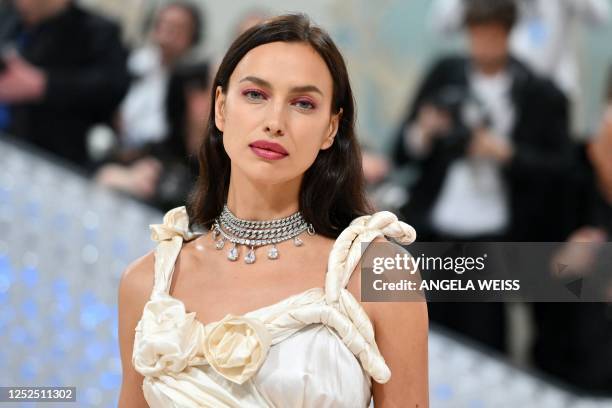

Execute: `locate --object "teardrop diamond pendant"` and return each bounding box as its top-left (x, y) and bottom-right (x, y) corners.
top-left (245, 247), bottom-right (256, 264)
top-left (267, 245), bottom-right (279, 260)
top-left (215, 238), bottom-right (225, 250)
top-left (227, 244), bottom-right (239, 261)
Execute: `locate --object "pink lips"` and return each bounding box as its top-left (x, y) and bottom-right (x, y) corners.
top-left (249, 140), bottom-right (289, 160)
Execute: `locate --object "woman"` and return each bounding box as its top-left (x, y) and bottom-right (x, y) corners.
top-left (118, 14), bottom-right (428, 407)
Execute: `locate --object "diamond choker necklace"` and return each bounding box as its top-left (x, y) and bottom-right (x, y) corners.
top-left (212, 204), bottom-right (315, 264)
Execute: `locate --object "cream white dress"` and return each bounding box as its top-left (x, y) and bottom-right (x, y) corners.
top-left (132, 206), bottom-right (416, 407)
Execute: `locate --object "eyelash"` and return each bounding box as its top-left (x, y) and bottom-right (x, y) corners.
top-left (242, 89), bottom-right (267, 100)
top-left (291, 98), bottom-right (316, 110)
top-left (241, 89), bottom-right (317, 110)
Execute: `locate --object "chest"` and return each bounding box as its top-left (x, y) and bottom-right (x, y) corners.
top-left (169, 237), bottom-right (332, 325)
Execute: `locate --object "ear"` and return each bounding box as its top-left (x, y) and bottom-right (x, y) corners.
top-left (214, 86), bottom-right (226, 132)
top-left (321, 108), bottom-right (343, 150)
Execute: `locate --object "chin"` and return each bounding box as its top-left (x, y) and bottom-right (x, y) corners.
top-left (240, 162), bottom-right (300, 186)
top-left (249, 174), bottom-right (296, 187)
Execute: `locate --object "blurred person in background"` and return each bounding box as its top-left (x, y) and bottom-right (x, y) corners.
top-left (532, 67), bottom-right (612, 394)
top-left (0, 0), bottom-right (129, 168)
top-left (96, 61), bottom-right (210, 211)
top-left (117, 1), bottom-right (203, 157)
top-left (232, 8), bottom-right (270, 39)
top-left (429, 0), bottom-right (610, 101)
top-left (392, 0), bottom-right (571, 352)
top-left (578, 72), bottom-right (612, 233)
top-left (95, 2), bottom-right (208, 211)
top-left (203, 7), bottom-right (270, 89)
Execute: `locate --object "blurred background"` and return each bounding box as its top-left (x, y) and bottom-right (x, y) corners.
top-left (1, 0), bottom-right (612, 406)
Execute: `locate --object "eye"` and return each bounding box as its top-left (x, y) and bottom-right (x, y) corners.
top-left (242, 89), bottom-right (267, 101)
top-left (292, 98), bottom-right (316, 110)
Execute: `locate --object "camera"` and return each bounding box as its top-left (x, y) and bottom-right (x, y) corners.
top-left (428, 85), bottom-right (491, 130)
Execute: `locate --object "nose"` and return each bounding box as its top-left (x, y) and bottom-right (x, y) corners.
top-left (264, 124), bottom-right (284, 137)
top-left (263, 103), bottom-right (286, 137)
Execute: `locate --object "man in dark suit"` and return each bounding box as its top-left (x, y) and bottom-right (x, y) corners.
top-left (0, 0), bottom-right (130, 168)
top-left (392, 0), bottom-right (571, 352)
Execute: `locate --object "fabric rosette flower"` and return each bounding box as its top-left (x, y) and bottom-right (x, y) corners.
top-left (133, 296), bottom-right (205, 377)
top-left (202, 314), bottom-right (272, 385)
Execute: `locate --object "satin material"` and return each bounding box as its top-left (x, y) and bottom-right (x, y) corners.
top-left (255, 324), bottom-right (370, 407)
top-left (132, 206), bottom-right (416, 407)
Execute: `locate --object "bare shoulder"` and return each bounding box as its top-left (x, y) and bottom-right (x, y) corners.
top-left (117, 251), bottom-right (156, 407)
top-left (118, 250), bottom-right (156, 310)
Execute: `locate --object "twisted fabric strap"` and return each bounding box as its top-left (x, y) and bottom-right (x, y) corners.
top-left (150, 206), bottom-right (197, 242)
top-left (325, 211), bottom-right (416, 304)
top-left (320, 211), bottom-right (417, 383)
top-left (149, 206), bottom-right (199, 295)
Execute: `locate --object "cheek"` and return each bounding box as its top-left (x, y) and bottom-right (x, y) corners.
top-left (287, 115), bottom-right (332, 165)
top-left (484, 34), bottom-right (508, 57)
top-left (219, 101), bottom-right (260, 153)
top-left (494, 39), bottom-right (508, 55)
top-left (474, 43), bottom-right (497, 60)
top-left (177, 32), bottom-right (193, 50)
top-left (473, 39), bottom-right (489, 55)
top-left (224, 99), bottom-right (262, 134)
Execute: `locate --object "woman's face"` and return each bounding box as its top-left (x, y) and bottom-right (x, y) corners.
top-left (214, 41), bottom-right (340, 186)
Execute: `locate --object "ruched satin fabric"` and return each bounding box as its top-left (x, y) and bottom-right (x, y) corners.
top-left (132, 206), bottom-right (416, 407)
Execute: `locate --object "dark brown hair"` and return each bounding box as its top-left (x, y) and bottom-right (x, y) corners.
top-left (187, 14), bottom-right (372, 238)
top-left (464, 0), bottom-right (518, 31)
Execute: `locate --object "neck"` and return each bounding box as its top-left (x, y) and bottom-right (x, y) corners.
top-left (159, 51), bottom-right (176, 68)
top-left (157, 45), bottom-right (188, 68)
top-left (475, 61), bottom-right (507, 77)
top-left (226, 167), bottom-right (302, 221)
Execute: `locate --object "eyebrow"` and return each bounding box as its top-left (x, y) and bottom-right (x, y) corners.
top-left (239, 76), bottom-right (323, 96)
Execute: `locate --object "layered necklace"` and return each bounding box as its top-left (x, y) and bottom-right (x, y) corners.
top-left (212, 205), bottom-right (315, 264)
